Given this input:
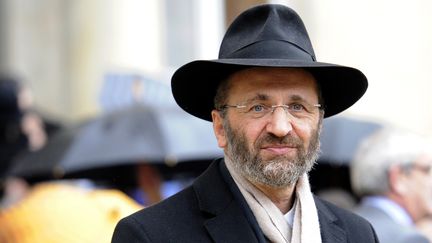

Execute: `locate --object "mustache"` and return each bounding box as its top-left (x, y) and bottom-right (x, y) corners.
top-left (256, 133), bottom-right (303, 147)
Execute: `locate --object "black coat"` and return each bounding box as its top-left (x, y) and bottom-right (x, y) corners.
top-left (112, 159), bottom-right (379, 243)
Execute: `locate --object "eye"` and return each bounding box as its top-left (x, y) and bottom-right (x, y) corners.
top-left (289, 103), bottom-right (305, 112)
top-left (249, 104), bottom-right (267, 113)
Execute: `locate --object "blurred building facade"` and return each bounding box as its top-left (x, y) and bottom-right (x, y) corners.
top-left (1, 0), bottom-right (432, 136)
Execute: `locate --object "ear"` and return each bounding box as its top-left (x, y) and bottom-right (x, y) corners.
top-left (211, 110), bottom-right (227, 148)
top-left (388, 165), bottom-right (408, 195)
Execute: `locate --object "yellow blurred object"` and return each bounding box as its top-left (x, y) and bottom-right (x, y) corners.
top-left (0, 182), bottom-right (143, 243)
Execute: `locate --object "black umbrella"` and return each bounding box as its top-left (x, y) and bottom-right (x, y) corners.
top-left (319, 116), bottom-right (382, 165)
top-left (8, 122), bottom-right (86, 181)
top-left (310, 116), bottom-right (382, 200)
top-left (9, 104), bottom-right (223, 182)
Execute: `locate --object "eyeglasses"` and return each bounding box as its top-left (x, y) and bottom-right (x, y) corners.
top-left (402, 163), bottom-right (432, 175)
top-left (411, 164), bottom-right (432, 174)
top-left (219, 101), bottom-right (322, 120)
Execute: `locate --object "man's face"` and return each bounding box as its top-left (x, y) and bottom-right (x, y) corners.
top-left (212, 67), bottom-right (322, 188)
top-left (403, 155), bottom-right (432, 219)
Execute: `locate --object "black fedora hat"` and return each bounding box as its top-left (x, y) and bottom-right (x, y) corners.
top-left (171, 4), bottom-right (368, 121)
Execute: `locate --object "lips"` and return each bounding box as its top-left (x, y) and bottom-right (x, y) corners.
top-left (260, 144), bottom-right (297, 156)
top-left (256, 134), bottom-right (302, 157)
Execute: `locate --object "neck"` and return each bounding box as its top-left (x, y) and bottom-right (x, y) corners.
top-left (252, 181), bottom-right (296, 214)
top-left (388, 192), bottom-right (420, 222)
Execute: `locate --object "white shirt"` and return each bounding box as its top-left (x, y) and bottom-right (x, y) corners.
top-left (284, 197), bottom-right (296, 227)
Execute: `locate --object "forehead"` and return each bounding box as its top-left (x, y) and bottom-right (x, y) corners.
top-left (225, 67), bottom-right (319, 102)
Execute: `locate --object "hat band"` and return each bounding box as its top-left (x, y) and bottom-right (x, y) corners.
top-left (221, 40), bottom-right (316, 61)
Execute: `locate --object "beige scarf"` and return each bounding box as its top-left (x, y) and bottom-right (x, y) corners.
top-left (225, 158), bottom-right (322, 243)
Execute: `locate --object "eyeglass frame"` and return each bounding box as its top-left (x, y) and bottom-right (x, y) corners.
top-left (409, 164), bottom-right (432, 174)
top-left (217, 101), bottom-right (323, 120)
top-left (401, 163), bottom-right (432, 175)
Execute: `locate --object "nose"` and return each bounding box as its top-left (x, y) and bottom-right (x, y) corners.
top-left (265, 106), bottom-right (293, 137)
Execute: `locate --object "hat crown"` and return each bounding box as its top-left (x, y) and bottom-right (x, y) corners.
top-left (219, 4), bottom-right (316, 61)
top-left (171, 4), bottom-right (368, 122)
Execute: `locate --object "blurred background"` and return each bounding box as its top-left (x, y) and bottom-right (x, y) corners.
top-left (1, 0), bottom-right (432, 134)
top-left (1, 0), bottom-right (432, 241)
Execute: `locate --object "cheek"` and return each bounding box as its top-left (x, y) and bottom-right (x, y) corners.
top-left (241, 121), bottom-right (265, 148)
top-left (422, 179), bottom-right (432, 201)
top-left (291, 122), bottom-right (314, 146)
top-left (411, 178), bottom-right (430, 200)
top-left (418, 187), bottom-right (432, 211)
top-left (298, 115), bottom-right (321, 145)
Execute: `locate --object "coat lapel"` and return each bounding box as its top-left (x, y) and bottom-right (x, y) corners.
top-left (204, 201), bottom-right (260, 242)
top-left (315, 198), bottom-right (347, 243)
top-left (193, 160), bottom-right (261, 243)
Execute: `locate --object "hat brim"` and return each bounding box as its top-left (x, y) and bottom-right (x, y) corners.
top-left (171, 58), bottom-right (368, 121)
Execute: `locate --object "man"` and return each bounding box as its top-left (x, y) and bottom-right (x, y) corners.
top-left (351, 127), bottom-right (432, 243)
top-left (113, 4), bottom-right (378, 242)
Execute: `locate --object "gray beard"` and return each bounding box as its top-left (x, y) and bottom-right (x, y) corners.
top-left (224, 120), bottom-right (321, 188)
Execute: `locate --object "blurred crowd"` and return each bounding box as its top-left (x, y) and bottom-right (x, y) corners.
top-left (1, 74), bottom-right (432, 242)
top-left (0, 76), bottom-right (187, 242)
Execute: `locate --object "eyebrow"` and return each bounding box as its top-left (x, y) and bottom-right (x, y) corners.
top-left (289, 94), bottom-right (310, 103)
top-left (241, 93), bottom-right (269, 104)
top-left (241, 93), bottom-right (312, 104)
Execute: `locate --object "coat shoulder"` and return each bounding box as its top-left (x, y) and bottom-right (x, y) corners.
top-left (113, 186), bottom-right (209, 242)
top-left (113, 161), bottom-right (231, 243)
top-left (315, 197), bottom-right (380, 243)
top-left (354, 203), bottom-right (429, 243)
top-left (316, 197), bottom-right (370, 224)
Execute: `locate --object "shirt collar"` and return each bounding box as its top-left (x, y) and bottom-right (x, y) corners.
top-left (362, 196), bottom-right (413, 225)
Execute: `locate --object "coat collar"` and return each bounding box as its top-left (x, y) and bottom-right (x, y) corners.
top-left (314, 197), bottom-right (347, 243)
top-left (193, 159), bottom-right (264, 243)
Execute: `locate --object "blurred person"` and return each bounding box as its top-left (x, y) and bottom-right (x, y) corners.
top-left (113, 4), bottom-right (378, 242)
top-left (129, 164), bottom-right (185, 206)
top-left (351, 126), bottom-right (432, 243)
top-left (0, 76), bottom-right (143, 243)
top-left (0, 75), bottom-right (57, 208)
top-left (0, 76), bottom-right (29, 178)
top-left (0, 76), bottom-right (33, 208)
top-left (133, 164), bottom-right (163, 205)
